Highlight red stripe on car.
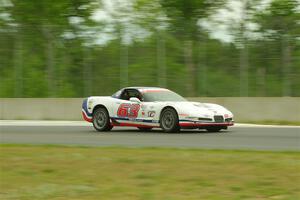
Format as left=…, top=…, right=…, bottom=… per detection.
left=82, top=111, right=92, bottom=123
left=179, top=122, right=234, bottom=127
left=112, top=122, right=159, bottom=128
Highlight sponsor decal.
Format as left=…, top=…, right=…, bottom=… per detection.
left=148, top=111, right=155, bottom=117
left=224, top=114, right=229, bottom=118
left=142, top=111, right=145, bottom=116
left=128, top=118, right=143, bottom=122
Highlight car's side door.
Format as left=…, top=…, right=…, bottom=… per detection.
left=111, top=89, right=141, bottom=123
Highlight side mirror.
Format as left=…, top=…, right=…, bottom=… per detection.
left=129, top=97, right=141, bottom=103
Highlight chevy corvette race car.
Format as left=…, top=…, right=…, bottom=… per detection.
left=82, top=87, right=234, bottom=132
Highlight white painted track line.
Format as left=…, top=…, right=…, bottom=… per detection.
left=0, top=120, right=299, bottom=128
left=0, top=120, right=92, bottom=126
left=234, top=123, right=300, bottom=128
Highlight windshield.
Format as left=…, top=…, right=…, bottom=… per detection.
left=111, top=89, right=122, bottom=98
left=142, top=90, right=187, bottom=102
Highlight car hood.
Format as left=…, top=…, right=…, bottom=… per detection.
left=163, top=101, right=233, bottom=118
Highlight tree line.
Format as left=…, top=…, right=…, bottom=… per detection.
left=0, top=0, right=299, bottom=97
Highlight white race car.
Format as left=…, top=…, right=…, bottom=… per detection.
left=82, top=87, right=234, bottom=132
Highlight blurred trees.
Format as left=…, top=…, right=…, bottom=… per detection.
left=0, top=0, right=299, bottom=97
left=159, top=0, right=222, bottom=96
left=1, top=0, right=95, bottom=97
left=256, top=0, right=300, bottom=96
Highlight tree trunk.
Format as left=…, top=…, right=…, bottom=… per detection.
left=83, top=48, right=92, bottom=96
left=281, top=35, right=292, bottom=96
left=14, top=30, right=23, bottom=97
left=60, top=43, right=70, bottom=96
left=42, top=26, right=55, bottom=97
left=184, top=40, right=196, bottom=97
left=198, top=38, right=207, bottom=96
left=157, top=32, right=166, bottom=87
left=239, top=42, right=249, bottom=96
left=256, top=67, right=266, bottom=96
left=239, top=0, right=249, bottom=97
left=120, top=44, right=129, bottom=88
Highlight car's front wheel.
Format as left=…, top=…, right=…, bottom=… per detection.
left=160, top=108, right=180, bottom=133
left=92, top=107, right=112, bottom=132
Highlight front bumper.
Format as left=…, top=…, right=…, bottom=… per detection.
left=179, top=121, right=234, bottom=127
left=179, top=116, right=234, bottom=128
left=82, top=98, right=92, bottom=122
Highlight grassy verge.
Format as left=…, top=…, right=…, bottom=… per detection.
left=239, top=120, right=300, bottom=126
left=0, top=144, right=299, bottom=200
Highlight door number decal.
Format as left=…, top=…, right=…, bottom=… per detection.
left=117, top=103, right=140, bottom=118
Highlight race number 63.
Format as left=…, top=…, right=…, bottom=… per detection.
left=117, top=103, right=140, bottom=118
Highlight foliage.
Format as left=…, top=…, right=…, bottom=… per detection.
left=0, top=0, right=299, bottom=97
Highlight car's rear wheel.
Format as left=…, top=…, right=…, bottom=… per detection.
left=138, top=127, right=152, bottom=131
left=160, top=108, right=180, bottom=133
left=92, top=107, right=112, bottom=132
left=206, top=127, right=222, bottom=133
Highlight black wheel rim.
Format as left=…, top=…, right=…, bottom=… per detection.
left=162, top=111, right=174, bottom=129
left=94, top=110, right=107, bottom=129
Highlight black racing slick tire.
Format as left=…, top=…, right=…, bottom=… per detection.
left=92, top=107, right=113, bottom=132
left=160, top=108, right=180, bottom=133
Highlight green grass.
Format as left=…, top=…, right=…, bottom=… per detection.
left=240, top=120, right=300, bottom=126
left=0, top=144, right=299, bottom=200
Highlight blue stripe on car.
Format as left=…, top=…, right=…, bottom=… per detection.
left=82, top=98, right=92, bottom=117
left=111, top=117, right=159, bottom=123
left=111, top=118, right=206, bottom=123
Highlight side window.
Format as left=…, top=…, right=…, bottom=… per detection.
left=136, top=91, right=144, bottom=101
left=119, top=89, right=143, bottom=101
left=120, top=90, right=130, bottom=100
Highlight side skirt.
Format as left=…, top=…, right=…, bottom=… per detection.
left=110, top=117, right=160, bottom=128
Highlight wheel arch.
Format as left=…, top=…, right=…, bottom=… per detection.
left=92, top=104, right=110, bottom=116
left=91, top=104, right=113, bottom=132
left=159, top=106, right=179, bottom=122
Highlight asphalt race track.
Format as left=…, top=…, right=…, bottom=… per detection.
left=0, top=121, right=299, bottom=151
